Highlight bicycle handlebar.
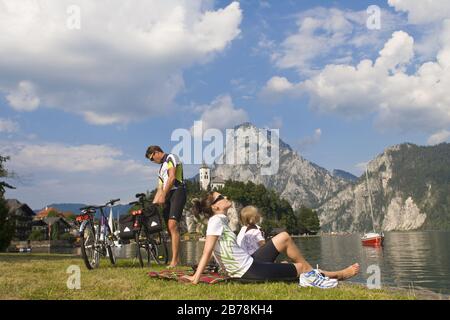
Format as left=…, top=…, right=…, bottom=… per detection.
left=80, top=198, right=120, bottom=211
left=80, top=205, right=97, bottom=211
left=108, top=198, right=120, bottom=206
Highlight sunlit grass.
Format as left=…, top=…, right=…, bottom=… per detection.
left=0, top=253, right=414, bottom=300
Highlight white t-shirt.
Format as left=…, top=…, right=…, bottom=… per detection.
left=237, top=225, right=265, bottom=256
left=206, top=214, right=253, bottom=278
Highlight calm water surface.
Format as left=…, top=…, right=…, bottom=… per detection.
left=178, top=231, right=450, bottom=294
left=64, top=231, right=449, bottom=294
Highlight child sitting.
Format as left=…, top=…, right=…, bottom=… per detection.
left=237, top=206, right=266, bottom=256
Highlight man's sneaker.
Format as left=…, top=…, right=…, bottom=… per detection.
left=299, top=269, right=338, bottom=289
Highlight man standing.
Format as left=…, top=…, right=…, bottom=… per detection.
left=146, top=145, right=186, bottom=268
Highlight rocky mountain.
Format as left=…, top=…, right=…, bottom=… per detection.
left=332, top=169, right=358, bottom=182
left=211, top=123, right=349, bottom=210
left=318, top=143, right=450, bottom=232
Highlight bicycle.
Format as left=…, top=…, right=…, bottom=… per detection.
left=76, top=198, right=120, bottom=270
left=126, top=193, right=169, bottom=267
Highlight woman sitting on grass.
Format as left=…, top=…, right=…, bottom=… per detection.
left=183, top=192, right=359, bottom=288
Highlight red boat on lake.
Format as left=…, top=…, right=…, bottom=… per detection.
left=361, top=168, right=384, bottom=247
left=361, top=232, right=384, bottom=247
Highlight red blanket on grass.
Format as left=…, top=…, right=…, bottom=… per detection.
left=148, top=269, right=231, bottom=284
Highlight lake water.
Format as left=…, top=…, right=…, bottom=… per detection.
left=67, top=231, right=450, bottom=295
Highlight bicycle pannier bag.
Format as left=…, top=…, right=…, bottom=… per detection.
left=143, top=205, right=163, bottom=234
left=118, top=214, right=135, bottom=239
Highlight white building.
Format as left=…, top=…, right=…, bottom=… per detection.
left=199, top=163, right=210, bottom=191
left=199, top=163, right=225, bottom=191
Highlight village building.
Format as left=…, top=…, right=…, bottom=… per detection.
left=6, top=199, right=35, bottom=241
left=199, top=163, right=225, bottom=191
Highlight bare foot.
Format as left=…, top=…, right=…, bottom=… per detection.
left=322, top=263, right=360, bottom=280
left=337, top=263, right=360, bottom=280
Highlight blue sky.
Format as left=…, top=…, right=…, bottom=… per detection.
left=1, top=0, right=449, bottom=209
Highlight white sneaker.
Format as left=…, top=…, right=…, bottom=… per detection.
left=299, top=269, right=338, bottom=289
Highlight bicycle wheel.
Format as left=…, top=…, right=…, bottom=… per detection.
left=80, top=222, right=99, bottom=270
left=149, top=232, right=169, bottom=265
left=105, top=225, right=116, bottom=265
left=135, top=226, right=150, bottom=268
left=106, top=241, right=116, bottom=265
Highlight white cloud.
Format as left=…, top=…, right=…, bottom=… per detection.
left=190, top=95, right=248, bottom=137
left=259, top=76, right=302, bottom=102
left=264, top=76, right=295, bottom=93
left=5, top=81, right=40, bottom=111
left=0, top=142, right=147, bottom=174
left=298, top=128, right=322, bottom=149
left=427, top=130, right=450, bottom=145
left=0, top=118, right=19, bottom=133
left=263, top=24, right=450, bottom=134
left=0, top=0, right=242, bottom=125
left=374, top=30, right=414, bottom=71
left=388, top=0, right=450, bottom=24
left=1, top=140, right=159, bottom=208
left=271, top=7, right=402, bottom=75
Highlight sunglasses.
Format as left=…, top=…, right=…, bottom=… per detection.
left=212, top=194, right=226, bottom=205
left=148, top=153, right=155, bottom=161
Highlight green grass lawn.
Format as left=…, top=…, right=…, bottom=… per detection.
left=0, top=253, right=415, bottom=300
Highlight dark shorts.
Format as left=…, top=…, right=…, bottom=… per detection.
left=241, top=239, right=298, bottom=281
left=251, top=239, right=279, bottom=263
left=241, top=261, right=298, bottom=281
left=163, top=186, right=186, bottom=222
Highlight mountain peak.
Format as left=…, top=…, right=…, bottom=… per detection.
left=232, top=122, right=293, bottom=152
left=233, top=122, right=256, bottom=130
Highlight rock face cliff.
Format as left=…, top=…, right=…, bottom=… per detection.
left=211, top=123, right=349, bottom=210
left=191, top=122, right=449, bottom=232
left=318, top=143, right=450, bottom=232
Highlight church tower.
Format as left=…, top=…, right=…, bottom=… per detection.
left=199, top=163, right=211, bottom=191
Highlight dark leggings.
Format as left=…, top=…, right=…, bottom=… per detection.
left=241, top=239, right=298, bottom=281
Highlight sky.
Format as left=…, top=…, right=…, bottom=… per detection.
left=1, top=0, right=450, bottom=209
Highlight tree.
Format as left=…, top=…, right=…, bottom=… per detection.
left=50, top=223, right=60, bottom=240
left=297, top=206, right=320, bottom=234
left=219, top=180, right=299, bottom=234
left=0, top=156, right=14, bottom=251
left=28, top=229, right=45, bottom=241
left=47, top=210, right=60, bottom=218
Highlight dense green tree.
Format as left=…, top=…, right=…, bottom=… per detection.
left=219, top=180, right=299, bottom=234
left=0, top=198, right=13, bottom=251
left=28, top=229, right=45, bottom=241
left=296, top=206, right=320, bottom=234
left=50, top=223, right=60, bottom=240
left=0, top=156, right=13, bottom=251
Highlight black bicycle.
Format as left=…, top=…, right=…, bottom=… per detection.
left=77, top=198, right=120, bottom=270
left=125, top=193, right=169, bottom=267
